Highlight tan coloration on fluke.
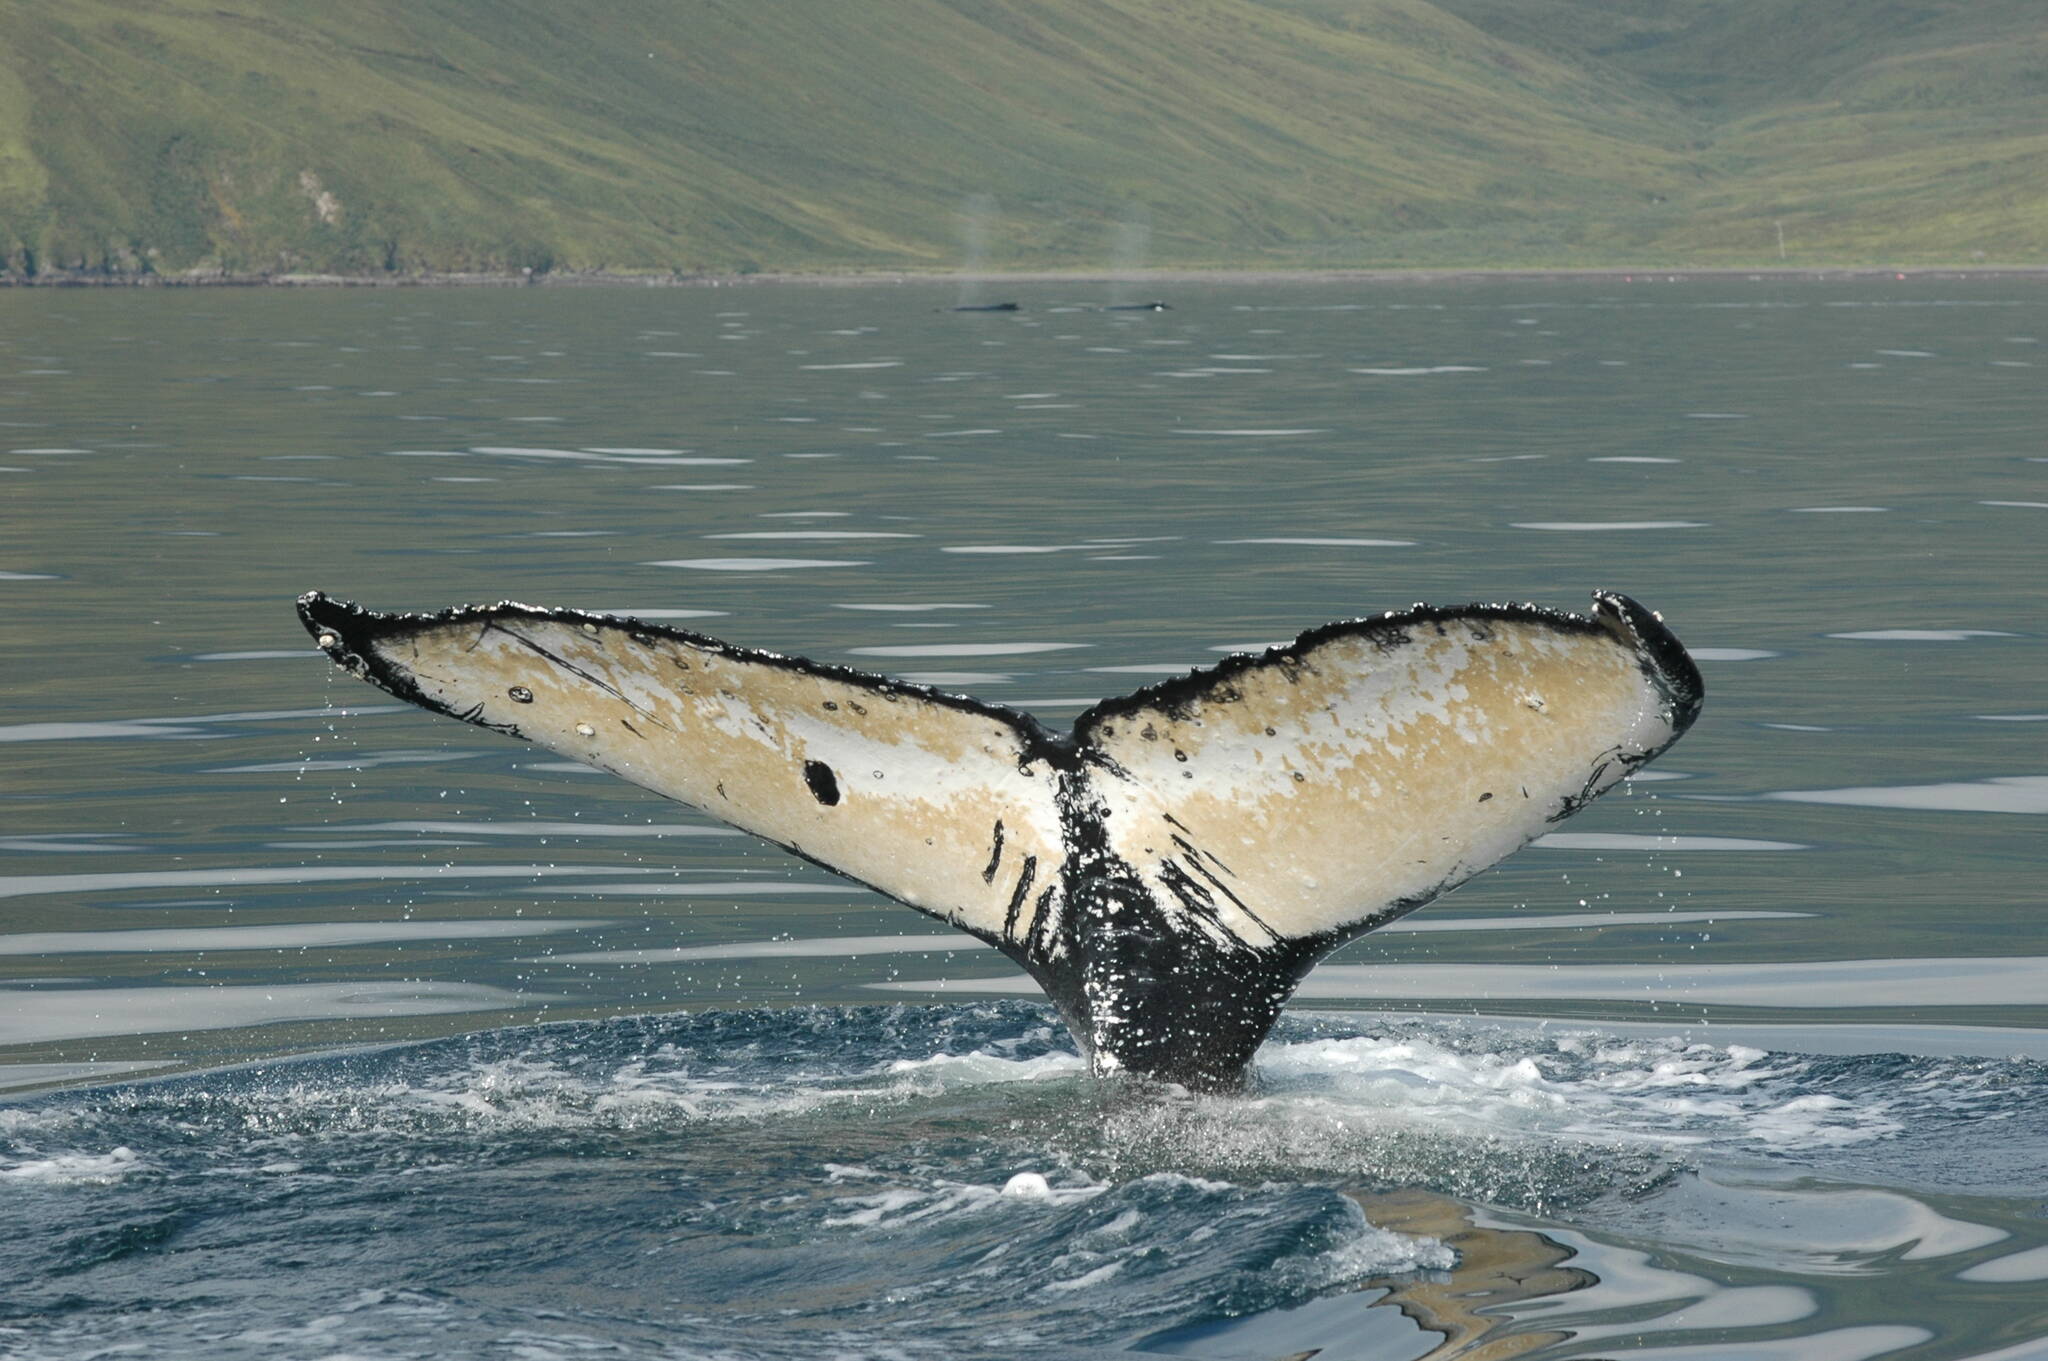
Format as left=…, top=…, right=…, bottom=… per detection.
left=319, top=605, right=1064, bottom=944
left=1080, top=610, right=1675, bottom=945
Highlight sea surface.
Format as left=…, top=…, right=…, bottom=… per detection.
left=2, top=279, right=2044, bottom=1359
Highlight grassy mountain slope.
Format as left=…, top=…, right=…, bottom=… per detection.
left=1432, top=0, right=2048, bottom=261
left=1, top=0, right=2042, bottom=276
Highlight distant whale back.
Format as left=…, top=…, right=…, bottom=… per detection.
left=298, top=591, right=1701, bottom=1087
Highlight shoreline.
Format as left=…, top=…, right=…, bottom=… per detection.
left=3, top=264, right=2046, bottom=290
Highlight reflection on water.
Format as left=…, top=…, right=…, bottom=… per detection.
left=3, top=1005, right=2043, bottom=1359
left=1, top=980, right=546, bottom=1044
left=1753, top=776, right=2048, bottom=814
left=3, top=279, right=2045, bottom=1358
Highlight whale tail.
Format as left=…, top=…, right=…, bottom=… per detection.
left=298, top=591, right=1701, bottom=1087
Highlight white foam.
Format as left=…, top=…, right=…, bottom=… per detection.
left=1282, top=1217, right=1454, bottom=1286
left=884, top=1048, right=1087, bottom=1087
left=392, top=1055, right=860, bottom=1130
left=0, top=1146, right=150, bottom=1185
left=821, top=1169, right=1104, bottom=1230
left=1002, top=1172, right=1053, bottom=1197
left=1258, top=1032, right=1902, bottom=1150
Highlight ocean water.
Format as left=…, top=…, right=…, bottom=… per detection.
left=3, top=279, right=2045, bottom=1358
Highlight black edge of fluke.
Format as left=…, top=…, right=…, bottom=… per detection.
left=1589, top=589, right=1705, bottom=738
left=297, top=589, right=446, bottom=718
left=297, top=590, right=364, bottom=667
left=1070, top=594, right=1704, bottom=740
left=295, top=591, right=1073, bottom=755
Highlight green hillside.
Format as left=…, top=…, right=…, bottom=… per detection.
left=1, top=0, right=2042, bottom=278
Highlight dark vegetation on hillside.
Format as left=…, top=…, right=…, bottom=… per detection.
left=2, top=0, right=2042, bottom=278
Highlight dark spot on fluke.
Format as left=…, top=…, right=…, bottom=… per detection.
left=803, top=760, right=841, bottom=806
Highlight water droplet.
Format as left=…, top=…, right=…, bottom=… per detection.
left=508, top=686, right=534, bottom=703
left=575, top=722, right=596, bottom=737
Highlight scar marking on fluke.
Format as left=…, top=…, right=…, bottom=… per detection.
left=982, top=820, right=1006, bottom=884
left=1001, top=855, right=1039, bottom=941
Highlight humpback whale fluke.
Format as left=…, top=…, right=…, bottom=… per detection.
left=296, top=591, right=1701, bottom=1088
